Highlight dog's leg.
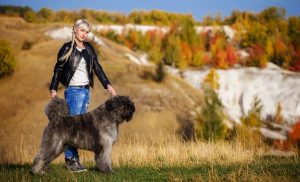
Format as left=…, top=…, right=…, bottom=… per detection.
left=43, top=142, right=65, bottom=168
left=32, top=154, right=46, bottom=175
left=32, top=138, right=65, bottom=174
left=94, top=142, right=113, bottom=173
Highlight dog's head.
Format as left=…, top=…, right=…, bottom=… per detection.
left=105, top=96, right=135, bottom=124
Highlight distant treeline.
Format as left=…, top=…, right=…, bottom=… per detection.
left=1, top=5, right=300, bottom=71
left=1, top=5, right=298, bottom=26
left=94, top=6, right=300, bottom=71
left=0, top=5, right=197, bottom=25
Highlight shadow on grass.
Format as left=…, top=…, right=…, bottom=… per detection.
left=0, top=156, right=299, bottom=181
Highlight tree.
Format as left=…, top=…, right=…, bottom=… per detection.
left=275, top=102, right=283, bottom=124
left=24, top=10, right=37, bottom=22
left=271, top=36, right=288, bottom=67
left=259, top=7, right=286, bottom=23
left=179, top=16, right=197, bottom=45
left=137, top=31, right=151, bottom=51
left=225, top=44, right=237, bottom=66
left=288, top=16, right=300, bottom=49
left=180, top=42, right=193, bottom=66
left=0, top=5, right=33, bottom=18
left=265, top=38, right=274, bottom=62
left=203, top=68, right=220, bottom=91
left=150, top=10, right=168, bottom=25
left=148, top=31, right=163, bottom=64
left=125, top=30, right=139, bottom=50
left=162, top=29, right=183, bottom=68
left=241, top=96, right=264, bottom=127
left=37, top=7, right=53, bottom=22
left=241, top=21, right=268, bottom=48
left=289, top=47, right=300, bottom=72
left=195, top=87, right=226, bottom=141
left=248, top=43, right=268, bottom=68
left=224, top=10, right=257, bottom=25
left=197, top=68, right=224, bottom=141
left=54, top=10, right=73, bottom=23
left=192, top=48, right=205, bottom=68
left=128, top=10, right=143, bottom=24
left=214, top=49, right=227, bottom=68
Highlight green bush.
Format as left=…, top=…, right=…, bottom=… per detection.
left=241, top=96, right=264, bottom=127
left=238, top=97, right=265, bottom=149
left=154, top=62, right=165, bottom=82
left=0, top=40, right=16, bottom=77
left=21, top=40, right=33, bottom=50
left=195, top=88, right=227, bottom=141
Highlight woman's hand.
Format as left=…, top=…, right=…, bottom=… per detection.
left=107, top=84, right=117, bottom=96
left=50, top=90, right=57, bottom=99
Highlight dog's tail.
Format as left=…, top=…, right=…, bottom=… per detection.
left=45, top=96, right=69, bottom=123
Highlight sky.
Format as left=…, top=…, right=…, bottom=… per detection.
left=1, top=0, right=300, bottom=21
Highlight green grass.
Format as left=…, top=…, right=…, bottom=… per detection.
left=1, top=156, right=300, bottom=182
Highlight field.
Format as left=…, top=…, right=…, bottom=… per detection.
left=1, top=157, right=299, bottom=181
left=0, top=16, right=299, bottom=181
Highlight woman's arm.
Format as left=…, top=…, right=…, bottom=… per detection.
left=88, top=43, right=117, bottom=96
left=49, top=43, right=69, bottom=98
left=107, top=84, right=116, bottom=96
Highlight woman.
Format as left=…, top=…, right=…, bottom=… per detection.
left=49, top=19, right=116, bottom=172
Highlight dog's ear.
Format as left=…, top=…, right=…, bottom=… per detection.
left=105, top=99, right=114, bottom=111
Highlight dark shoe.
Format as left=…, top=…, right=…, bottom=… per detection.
left=65, top=157, right=87, bottom=172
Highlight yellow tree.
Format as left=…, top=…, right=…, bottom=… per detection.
left=203, top=68, right=220, bottom=90
left=265, top=38, right=274, bottom=61
left=275, top=102, right=283, bottom=124
left=196, top=68, right=227, bottom=141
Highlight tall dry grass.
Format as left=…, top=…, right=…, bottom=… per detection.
left=0, top=109, right=262, bottom=167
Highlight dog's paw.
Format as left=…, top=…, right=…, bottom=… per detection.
left=30, top=169, right=48, bottom=176
left=98, top=166, right=113, bottom=174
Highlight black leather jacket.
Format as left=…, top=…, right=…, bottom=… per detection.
left=49, top=41, right=111, bottom=91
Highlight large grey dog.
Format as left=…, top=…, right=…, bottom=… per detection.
left=32, top=95, right=135, bottom=174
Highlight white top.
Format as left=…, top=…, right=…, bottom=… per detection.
left=69, top=47, right=89, bottom=86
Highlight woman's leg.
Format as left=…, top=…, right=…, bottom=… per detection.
left=80, top=88, right=90, bottom=114
left=64, top=87, right=90, bottom=159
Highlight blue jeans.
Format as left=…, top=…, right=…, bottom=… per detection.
left=64, top=86, right=90, bottom=158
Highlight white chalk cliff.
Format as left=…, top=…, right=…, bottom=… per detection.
left=181, top=63, right=300, bottom=125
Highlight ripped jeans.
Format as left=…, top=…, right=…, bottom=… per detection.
left=64, top=86, right=90, bottom=159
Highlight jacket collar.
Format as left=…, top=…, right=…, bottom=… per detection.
left=73, top=41, right=87, bottom=49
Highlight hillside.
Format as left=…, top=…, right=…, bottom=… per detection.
left=0, top=16, right=203, bottom=163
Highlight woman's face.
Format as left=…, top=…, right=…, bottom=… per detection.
left=74, top=26, right=89, bottom=42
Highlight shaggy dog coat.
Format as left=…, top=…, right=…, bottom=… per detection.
left=32, top=96, right=135, bottom=174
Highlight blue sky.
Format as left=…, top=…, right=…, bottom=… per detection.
left=1, top=0, right=300, bottom=21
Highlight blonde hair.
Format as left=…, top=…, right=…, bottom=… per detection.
left=59, top=19, right=91, bottom=61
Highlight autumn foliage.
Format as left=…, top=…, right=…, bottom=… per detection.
left=7, top=5, right=297, bottom=72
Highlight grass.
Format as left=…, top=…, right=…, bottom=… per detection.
left=1, top=156, right=299, bottom=181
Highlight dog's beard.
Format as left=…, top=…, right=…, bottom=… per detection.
left=125, top=113, right=133, bottom=121
left=127, top=104, right=135, bottom=121
left=121, top=108, right=134, bottom=122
